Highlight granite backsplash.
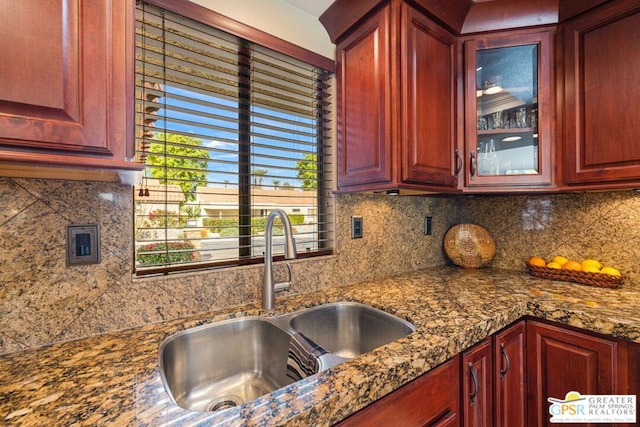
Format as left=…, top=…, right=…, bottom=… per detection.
left=1, top=177, right=638, bottom=354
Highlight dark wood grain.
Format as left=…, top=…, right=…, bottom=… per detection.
left=494, top=321, right=527, bottom=427
left=401, top=6, right=457, bottom=187
left=336, top=4, right=393, bottom=189
left=0, top=0, right=140, bottom=171
left=561, top=0, right=640, bottom=186
left=462, top=338, right=493, bottom=427
left=336, top=356, right=461, bottom=427
left=461, top=29, right=555, bottom=189
left=628, top=342, right=640, bottom=427
left=527, top=321, right=620, bottom=427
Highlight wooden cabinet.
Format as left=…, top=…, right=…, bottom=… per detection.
left=0, top=0, right=140, bottom=174
left=629, top=342, right=640, bottom=426
left=493, top=321, right=527, bottom=427
left=336, top=356, right=461, bottom=426
left=560, top=0, right=640, bottom=187
left=336, top=320, right=632, bottom=427
left=461, top=321, right=526, bottom=427
left=331, top=0, right=458, bottom=193
left=527, top=320, right=623, bottom=427
left=460, top=29, right=555, bottom=191
left=462, top=338, right=493, bottom=427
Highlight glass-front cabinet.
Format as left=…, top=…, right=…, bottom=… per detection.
left=463, top=31, right=554, bottom=188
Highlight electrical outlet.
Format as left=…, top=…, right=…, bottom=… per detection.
left=351, top=216, right=363, bottom=239
left=66, top=224, right=100, bottom=266
left=424, top=216, right=433, bottom=235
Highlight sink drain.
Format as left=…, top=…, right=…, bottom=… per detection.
left=206, top=396, right=242, bottom=412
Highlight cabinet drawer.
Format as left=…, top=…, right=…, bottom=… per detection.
left=337, top=356, right=461, bottom=427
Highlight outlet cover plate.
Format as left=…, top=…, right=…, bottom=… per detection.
left=66, top=224, right=100, bottom=266
left=351, top=216, right=363, bottom=239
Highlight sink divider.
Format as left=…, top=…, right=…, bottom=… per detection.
left=286, top=332, right=329, bottom=381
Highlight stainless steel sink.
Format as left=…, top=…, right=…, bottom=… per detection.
left=159, top=302, right=415, bottom=412
left=158, top=317, right=295, bottom=412
left=286, top=302, right=415, bottom=358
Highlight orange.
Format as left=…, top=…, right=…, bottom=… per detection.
left=528, top=256, right=546, bottom=267
left=561, top=260, right=582, bottom=271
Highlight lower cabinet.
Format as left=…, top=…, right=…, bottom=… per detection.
left=493, top=321, right=527, bottom=427
left=336, top=320, right=633, bottom=427
left=626, top=341, right=639, bottom=427
left=527, top=320, right=624, bottom=427
left=461, top=321, right=526, bottom=427
left=336, top=356, right=461, bottom=426
left=461, top=338, right=493, bottom=427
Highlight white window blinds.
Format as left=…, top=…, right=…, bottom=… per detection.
left=134, top=1, right=334, bottom=275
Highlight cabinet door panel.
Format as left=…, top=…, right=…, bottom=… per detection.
left=494, top=321, right=527, bottom=427
left=0, top=0, right=135, bottom=170
left=1, top=0, right=114, bottom=153
left=562, top=0, right=640, bottom=184
left=527, top=321, right=620, bottom=427
left=337, top=6, right=392, bottom=189
left=629, top=343, right=640, bottom=427
left=337, top=357, right=461, bottom=427
left=463, top=30, right=554, bottom=189
left=401, top=6, right=456, bottom=187
left=462, top=338, right=493, bottom=427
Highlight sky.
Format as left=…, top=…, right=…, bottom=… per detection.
left=146, top=85, right=318, bottom=189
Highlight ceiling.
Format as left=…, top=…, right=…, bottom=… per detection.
left=283, top=0, right=335, bottom=18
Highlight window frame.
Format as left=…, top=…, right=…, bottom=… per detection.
left=134, top=0, right=335, bottom=276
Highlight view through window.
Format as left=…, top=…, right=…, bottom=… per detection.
left=134, top=2, right=334, bottom=275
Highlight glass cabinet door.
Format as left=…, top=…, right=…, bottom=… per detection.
left=465, top=32, right=553, bottom=187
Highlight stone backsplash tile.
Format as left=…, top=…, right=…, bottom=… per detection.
left=0, top=178, right=449, bottom=354
left=454, top=191, right=640, bottom=284
left=1, top=175, right=638, bottom=354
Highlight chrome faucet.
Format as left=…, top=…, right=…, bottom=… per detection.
left=262, top=209, right=297, bottom=310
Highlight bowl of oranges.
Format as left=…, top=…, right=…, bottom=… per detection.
left=527, top=256, right=622, bottom=288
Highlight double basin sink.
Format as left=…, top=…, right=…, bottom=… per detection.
left=159, top=302, right=415, bottom=412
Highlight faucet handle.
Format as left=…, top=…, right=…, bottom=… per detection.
left=274, top=263, right=293, bottom=293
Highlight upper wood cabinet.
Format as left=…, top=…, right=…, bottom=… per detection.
left=0, top=0, right=140, bottom=174
left=329, top=0, right=458, bottom=193
left=560, top=0, right=640, bottom=187
left=460, top=29, right=555, bottom=191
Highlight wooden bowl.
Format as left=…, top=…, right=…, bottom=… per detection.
left=444, top=224, right=496, bottom=268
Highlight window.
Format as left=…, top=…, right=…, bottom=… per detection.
left=134, top=1, right=334, bottom=275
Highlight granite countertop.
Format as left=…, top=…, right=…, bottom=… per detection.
left=1, top=267, right=639, bottom=426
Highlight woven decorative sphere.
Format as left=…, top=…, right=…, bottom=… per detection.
left=444, top=224, right=496, bottom=268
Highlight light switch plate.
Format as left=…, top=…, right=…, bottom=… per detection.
left=424, top=215, right=433, bottom=235
left=66, top=224, right=100, bottom=266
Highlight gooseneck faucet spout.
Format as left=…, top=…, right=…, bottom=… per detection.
left=262, top=209, right=297, bottom=310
